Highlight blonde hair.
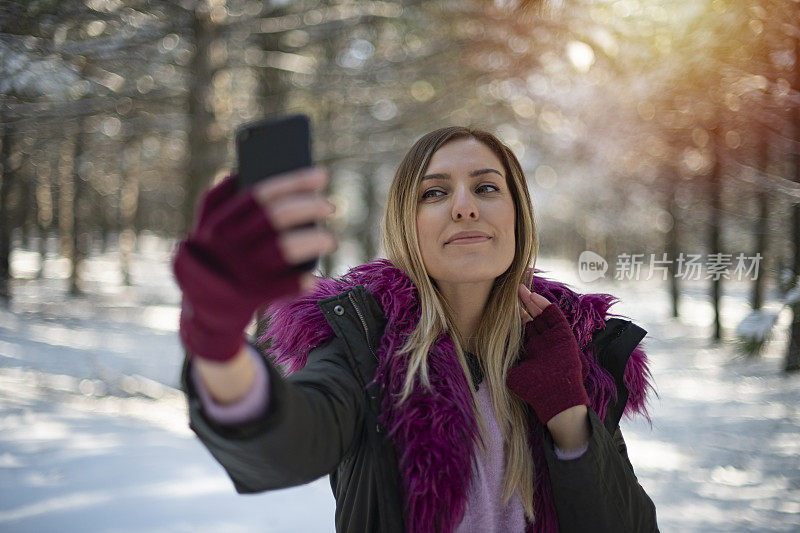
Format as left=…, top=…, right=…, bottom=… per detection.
left=381, top=126, right=539, bottom=522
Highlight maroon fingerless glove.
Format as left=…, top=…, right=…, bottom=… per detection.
left=506, top=303, right=590, bottom=425
left=172, top=175, right=303, bottom=362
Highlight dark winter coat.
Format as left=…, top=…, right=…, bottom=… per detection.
left=181, top=259, right=659, bottom=532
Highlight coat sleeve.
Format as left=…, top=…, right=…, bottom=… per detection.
left=180, top=336, right=367, bottom=493
left=542, top=406, right=659, bottom=532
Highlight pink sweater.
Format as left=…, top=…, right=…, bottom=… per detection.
left=190, top=345, right=588, bottom=530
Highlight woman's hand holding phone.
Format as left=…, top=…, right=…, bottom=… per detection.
left=172, top=166, right=337, bottom=364
left=252, top=166, right=337, bottom=269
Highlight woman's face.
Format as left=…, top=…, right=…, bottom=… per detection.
left=415, top=137, right=517, bottom=286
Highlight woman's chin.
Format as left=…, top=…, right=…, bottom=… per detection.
left=430, top=258, right=510, bottom=283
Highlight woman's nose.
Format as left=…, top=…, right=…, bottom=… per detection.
left=451, top=186, right=478, bottom=220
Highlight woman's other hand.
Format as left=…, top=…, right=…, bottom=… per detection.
left=172, top=166, right=337, bottom=363
left=517, top=283, right=551, bottom=324
left=508, top=284, right=590, bottom=425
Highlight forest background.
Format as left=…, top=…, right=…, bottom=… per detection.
left=1, top=0, right=800, bottom=531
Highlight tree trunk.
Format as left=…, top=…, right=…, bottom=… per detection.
left=0, top=104, right=14, bottom=304
left=316, top=31, right=343, bottom=278
left=69, top=115, right=88, bottom=296
left=356, top=162, right=379, bottom=262
left=708, top=126, right=723, bottom=342
left=665, top=167, right=680, bottom=319
left=100, top=188, right=113, bottom=254
left=19, top=176, right=33, bottom=250
left=256, top=6, right=288, bottom=118
left=118, top=124, right=139, bottom=286
left=785, top=32, right=800, bottom=373
left=788, top=191, right=800, bottom=371
left=751, top=135, right=769, bottom=311
left=34, top=159, right=54, bottom=279
left=181, top=4, right=222, bottom=237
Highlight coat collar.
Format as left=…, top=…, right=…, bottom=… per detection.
left=259, top=258, right=653, bottom=532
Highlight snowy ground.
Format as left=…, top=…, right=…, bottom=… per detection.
left=1, top=234, right=798, bottom=532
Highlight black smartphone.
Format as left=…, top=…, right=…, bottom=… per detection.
left=235, top=114, right=318, bottom=272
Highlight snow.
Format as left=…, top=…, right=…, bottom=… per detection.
left=735, top=309, right=780, bottom=343
left=784, top=283, right=800, bottom=307
left=733, top=271, right=798, bottom=352
left=1, top=240, right=799, bottom=532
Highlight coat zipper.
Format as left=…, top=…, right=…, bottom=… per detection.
left=348, top=291, right=379, bottom=363
left=347, top=291, right=384, bottom=435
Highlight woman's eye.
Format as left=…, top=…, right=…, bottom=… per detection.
left=421, top=189, right=444, bottom=199
left=421, top=184, right=499, bottom=199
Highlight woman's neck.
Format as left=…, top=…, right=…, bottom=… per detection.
left=436, top=278, right=493, bottom=352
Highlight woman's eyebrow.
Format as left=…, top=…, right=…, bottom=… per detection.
left=421, top=168, right=503, bottom=181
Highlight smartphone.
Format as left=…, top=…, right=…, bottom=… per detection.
left=235, top=114, right=318, bottom=272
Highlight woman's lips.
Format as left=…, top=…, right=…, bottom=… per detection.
left=446, top=236, right=491, bottom=245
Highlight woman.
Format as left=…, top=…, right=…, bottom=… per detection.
left=173, top=126, right=659, bottom=532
